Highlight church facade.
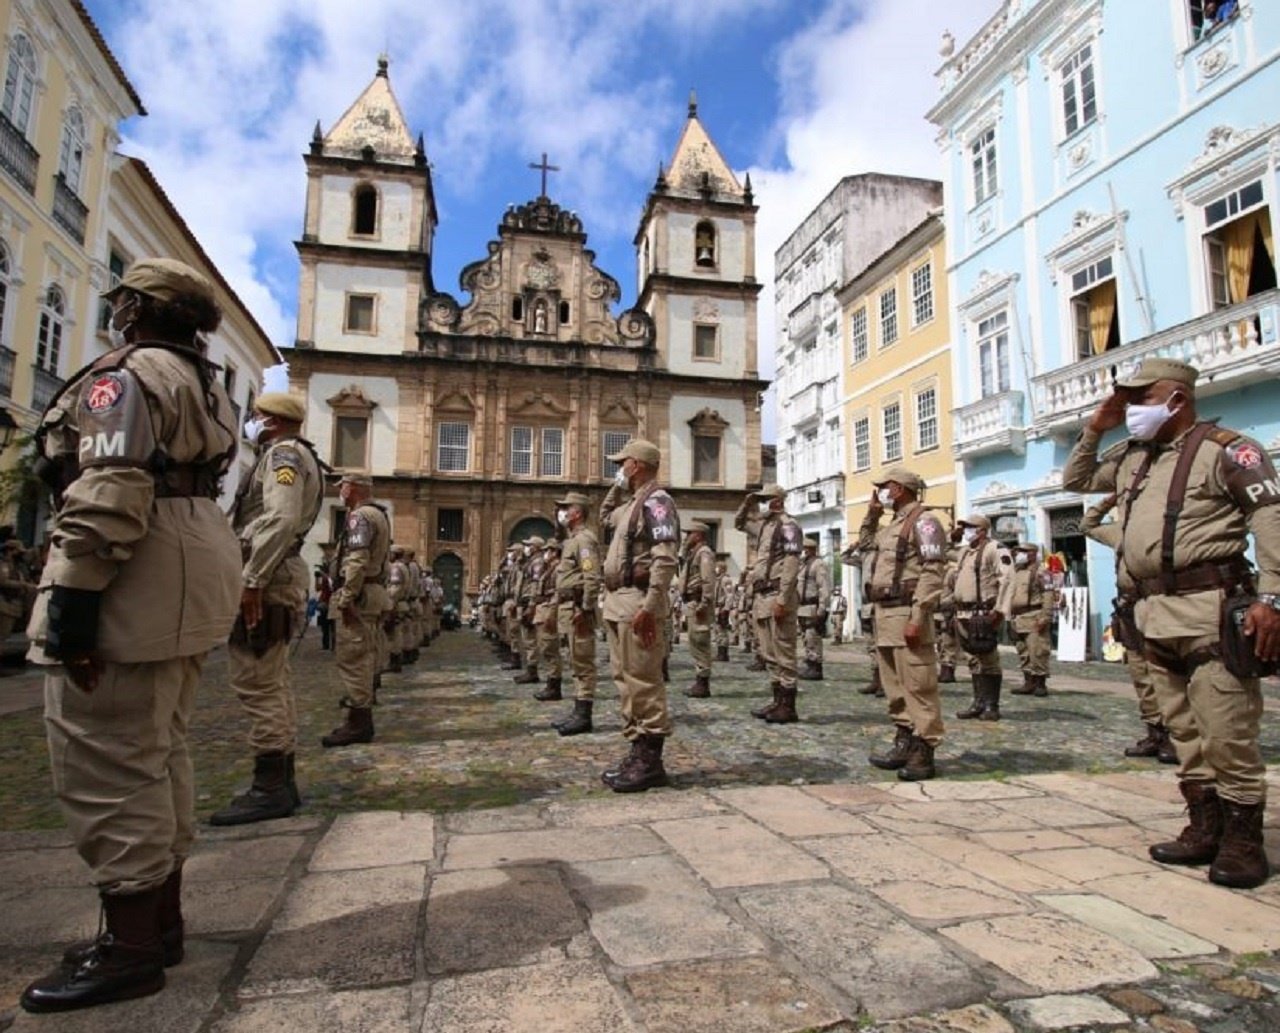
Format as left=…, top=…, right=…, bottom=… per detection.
left=284, top=64, right=765, bottom=607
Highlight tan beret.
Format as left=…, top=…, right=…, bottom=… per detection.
left=607, top=438, right=661, bottom=465
left=1115, top=357, right=1198, bottom=390
left=255, top=392, right=305, bottom=423
left=872, top=466, right=925, bottom=494
left=104, top=257, right=217, bottom=309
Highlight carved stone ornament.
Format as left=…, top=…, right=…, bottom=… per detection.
left=525, top=249, right=559, bottom=290
left=1198, top=45, right=1230, bottom=79
left=435, top=388, right=476, bottom=413
left=978, top=479, right=1016, bottom=499
left=1068, top=141, right=1091, bottom=169
left=616, top=308, right=655, bottom=344
left=326, top=384, right=377, bottom=412
left=688, top=406, right=730, bottom=432
left=692, top=297, right=720, bottom=322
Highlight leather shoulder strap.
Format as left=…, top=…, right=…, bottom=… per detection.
left=890, top=504, right=925, bottom=598
left=1160, top=421, right=1217, bottom=592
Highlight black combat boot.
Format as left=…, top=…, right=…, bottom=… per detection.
left=1157, top=725, right=1178, bottom=764
left=746, top=654, right=766, bottom=671
left=500, top=649, right=522, bottom=670
left=513, top=665, right=540, bottom=684
left=798, top=661, right=824, bottom=681
left=859, top=665, right=883, bottom=695
left=1210, top=800, right=1271, bottom=889
left=662, top=657, right=670, bottom=681
left=979, top=673, right=1001, bottom=721
left=752, top=682, right=782, bottom=719
left=606, top=734, right=669, bottom=793
left=956, top=676, right=987, bottom=719
left=386, top=652, right=403, bottom=673
left=897, top=735, right=937, bottom=781
left=555, top=700, right=594, bottom=736
left=601, top=739, right=643, bottom=784
left=715, top=644, right=730, bottom=662
left=23, top=888, right=166, bottom=1013
left=209, top=752, right=296, bottom=826
left=869, top=725, right=913, bottom=770
left=285, top=753, right=302, bottom=809
left=938, top=663, right=956, bottom=683
left=1124, top=723, right=1163, bottom=758
left=534, top=676, right=562, bottom=701
left=321, top=704, right=375, bottom=748
left=1032, top=674, right=1048, bottom=697
left=764, top=686, right=799, bottom=724
left=1150, top=781, right=1223, bottom=865
left=63, top=867, right=184, bottom=972
left=684, top=674, right=711, bottom=698
left=1011, top=673, right=1035, bottom=695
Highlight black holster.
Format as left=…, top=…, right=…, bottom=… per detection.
left=231, top=604, right=293, bottom=658
left=1111, top=597, right=1144, bottom=653
left=1221, top=591, right=1280, bottom=679
left=963, top=613, right=999, bottom=654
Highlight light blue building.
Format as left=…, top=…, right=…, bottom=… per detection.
left=929, top=0, right=1280, bottom=656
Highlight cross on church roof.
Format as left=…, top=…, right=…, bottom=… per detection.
left=528, top=152, right=560, bottom=198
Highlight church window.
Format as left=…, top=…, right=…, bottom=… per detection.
left=333, top=415, right=369, bottom=468
left=512, top=296, right=524, bottom=321
left=345, top=293, right=376, bottom=333
left=692, top=434, right=721, bottom=485
left=695, top=221, right=717, bottom=268
left=559, top=300, right=570, bottom=325
left=437, top=421, right=471, bottom=472
left=2, top=34, right=37, bottom=138
left=352, top=183, right=379, bottom=236
left=542, top=427, right=564, bottom=477
left=437, top=508, right=464, bottom=542
left=693, top=323, right=718, bottom=361
left=602, top=430, right=631, bottom=480
left=510, top=425, right=565, bottom=478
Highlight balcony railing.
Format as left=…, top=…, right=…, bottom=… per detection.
left=0, top=347, right=14, bottom=398
left=953, top=390, right=1026, bottom=460
left=52, top=174, right=89, bottom=244
left=31, top=365, right=63, bottom=413
left=1032, top=289, right=1280, bottom=436
left=0, top=113, right=38, bottom=194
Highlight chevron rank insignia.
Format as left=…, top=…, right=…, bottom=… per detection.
left=275, top=467, right=297, bottom=486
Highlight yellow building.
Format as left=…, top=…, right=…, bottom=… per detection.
left=838, top=211, right=955, bottom=580
left=0, top=0, right=143, bottom=537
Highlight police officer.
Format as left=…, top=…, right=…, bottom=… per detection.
left=599, top=439, right=679, bottom=792
left=936, top=525, right=964, bottom=683
left=1002, top=544, right=1055, bottom=697
left=797, top=536, right=832, bottom=680
left=513, top=537, right=544, bottom=685
left=1064, top=356, right=1280, bottom=889
left=678, top=520, right=716, bottom=697
left=859, top=467, right=947, bottom=781
left=735, top=485, right=803, bottom=722
left=386, top=545, right=410, bottom=672
left=950, top=514, right=1010, bottom=721
left=842, top=544, right=884, bottom=697
left=550, top=492, right=601, bottom=735
left=0, top=538, right=35, bottom=646
left=21, top=258, right=241, bottom=1012
left=211, top=391, right=323, bottom=826
left=322, top=473, right=392, bottom=748
left=499, top=544, right=524, bottom=669
left=712, top=557, right=734, bottom=662
left=830, top=585, right=848, bottom=644
left=533, top=539, right=564, bottom=700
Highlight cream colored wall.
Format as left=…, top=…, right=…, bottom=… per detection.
left=318, top=174, right=416, bottom=251
left=666, top=393, right=747, bottom=490
left=666, top=211, right=748, bottom=281
left=306, top=371, right=401, bottom=473
left=662, top=294, right=748, bottom=378
left=314, top=260, right=407, bottom=353
left=842, top=229, right=956, bottom=538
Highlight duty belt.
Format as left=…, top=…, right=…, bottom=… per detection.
left=867, top=579, right=917, bottom=604
left=754, top=578, right=781, bottom=594
left=153, top=462, right=220, bottom=499
left=1134, top=557, right=1251, bottom=599
left=1011, top=605, right=1041, bottom=615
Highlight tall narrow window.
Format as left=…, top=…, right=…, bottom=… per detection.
left=879, top=287, right=898, bottom=346
left=971, top=126, right=998, bottom=204
left=850, top=306, right=868, bottom=363
left=541, top=427, right=564, bottom=477
left=693, top=323, right=718, bottom=360
left=1, top=34, right=37, bottom=136
left=99, top=248, right=127, bottom=331
left=437, top=422, right=471, bottom=472
left=977, top=310, right=1011, bottom=397
left=1070, top=257, right=1119, bottom=359
left=694, top=221, right=716, bottom=268
left=1061, top=44, right=1097, bottom=137
left=852, top=416, right=871, bottom=471
left=510, top=426, right=533, bottom=476
left=915, top=387, right=939, bottom=452
left=558, top=300, right=570, bottom=325
left=437, top=508, right=465, bottom=542
left=37, top=284, right=65, bottom=372
left=911, top=262, right=934, bottom=326
left=693, top=434, right=721, bottom=484
left=58, top=107, right=86, bottom=194
left=512, top=296, right=524, bottom=321
left=352, top=183, right=378, bottom=235
left=883, top=402, right=902, bottom=462
left=333, top=415, right=369, bottom=468
left=0, top=241, right=11, bottom=397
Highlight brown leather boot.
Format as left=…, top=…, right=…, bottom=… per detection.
left=765, top=686, right=799, bottom=723
left=715, top=645, right=730, bottom=662
left=956, top=676, right=987, bottom=719
left=601, top=739, right=642, bottom=784
left=534, top=676, right=562, bottom=701
left=859, top=665, right=882, bottom=694
left=684, top=674, right=711, bottom=698
left=938, top=663, right=956, bottom=683
left=1011, top=673, right=1035, bottom=695
left=606, top=734, right=669, bottom=793
left=23, top=888, right=166, bottom=1013
left=898, top=735, right=936, bottom=781
left=209, top=752, right=296, bottom=826
left=513, top=666, right=540, bottom=684
left=1032, top=674, right=1048, bottom=697
left=1124, top=724, right=1163, bottom=758
left=1150, top=781, right=1223, bottom=865
left=554, top=700, right=593, bottom=736
left=321, top=705, right=375, bottom=748
left=869, top=725, right=913, bottom=770
left=63, top=867, right=183, bottom=971
left=752, top=682, right=781, bottom=719
left=1209, top=800, right=1271, bottom=889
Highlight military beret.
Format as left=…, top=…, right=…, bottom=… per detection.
left=103, top=257, right=218, bottom=309
left=555, top=491, right=591, bottom=508
left=255, top=392, right=306, bottom=423
left=390, top=544, right=405, bottom=556
left=803, top=535, right=819, bottom=547
left=336, top=472, right=373, bottom=488
left=957, top=513, right=991, bottom=531
left=872, top=466, right=925, bottom=494
left=755, top=484, right=786, bottom=499
left=686, top=520, right=711, bottom=533
left=525, top=536, right=546, bottom=548
left=1115, top=357, right=1198, bottom=389
left=607, top=438, right=661, bottom=465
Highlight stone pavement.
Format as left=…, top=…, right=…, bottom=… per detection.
left=2, top=770, right=1279, bottom=1031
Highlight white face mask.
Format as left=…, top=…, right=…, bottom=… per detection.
left=759, top=500, right=773, bottom=515
left=243, top=417, right=267, bottom=445
left=523, top=546, right=531, bottom=558
left=962, top=528, right=979, bottom=546
left=556, top=508, right=569, bottom=527
left=1015, top=554, right=1029, bottom=567
left=876, top=487, right=893, bottom=506
left=614, top=467, right=629, bottom=488
left=108, top=295, right=139, bottom=349
left=1125, top=398, right=1177, bottom=441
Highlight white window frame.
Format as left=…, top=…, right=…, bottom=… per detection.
left=510, top=424, right=566, bottom=478
left=914, top=385, right=939, bottom=453
left=851, top=413, right=871, bottom=472
left=602, top=429, right=631, bottom=480
left=541, top=426, right=564, bottom=477
left=976, top=310, right=1012, bottom=399
left=1059, top=43, right=1098, bottom=139
left=437, top=421, right=471, bottom=473
left=58, top=106, right=86, bottom=195
left=910, top=261, right=934, bottom=328
left=36, top=283, right=65, bottom=373
left=882, top=400, right=902, bottom=463
left=878, top=287, right=898, bottom=347
left=1, top=33, right=37, bottom=137
left=850, top=306, right=868, bottom=364
left=971, top=125, right=998, bottom=206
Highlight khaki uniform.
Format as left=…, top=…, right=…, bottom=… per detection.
left=858, top=502, right=947, bottom=744
left=387, top=555, right=410, bottom=660
left=1065, top=423, right=1280, bottom=804
left=406, top=559, right=424, bottom=649
left=331, top=503, right=392, bottom=709
left=999, top=559, right=1054, bottom=678
left=0, top=550, right=33, bottom=643
left=557, top=524, right=601, bottom=700
left=515, top=553, right=538, bottom=669
left=31, top=343, right=241, bottom=893
left=229, top=436, right=323, bottom=753
left=534, top=549, right=563, bottom=681
left=600, top=481, right=679, bottom=739
left=678, top=542, right=716, bottom=677
left=947, top=539, right=1009, bottom=677
left=935, top=546, right=961, bottom=669
left=830, top=590, right=848, bottom=643
left=713, top=571, right=735, bottom=653
left=735, top=500, right=802, bottom=689
left=797, top=553, right=833, bottom=665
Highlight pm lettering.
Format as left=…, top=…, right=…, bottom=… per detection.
left=1245, top=479, right=1280, bottom=503
left=80, top=431, right=126, bottom=460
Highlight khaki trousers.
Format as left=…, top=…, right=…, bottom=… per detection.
left=336, top=612, right=381, bottom=708
left=520, top=620, right=538, bottom=669
left=1126, top=648, right=1161, bottom=724
left=801, top=619, right=824, bottom=664
left=1147, top=634, right=1266, bottom=804
left=559, top=604, right=598, bottom=700
left=537, top=615, right=562, bottom=678
left=755, top=602, right=798, bottom=689
left=832, top=613, right=845, bottom=644
left=44, top=655, right=203, bottom=893
left=687, top=604, right=712, bottom=676
left=228, top=636, right=297, bottom=753
left=936, top=618, right=959, bottom=666
left=1012, top=626, right=1050, bottom=677
left=605, top=617, right=672, bottom=739
left=713, top=617, right=730, bottom=651
left=876, top=643, right=944, bottom=746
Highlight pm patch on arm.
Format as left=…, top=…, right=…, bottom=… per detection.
left=345, top=512, right=373, bottom=549
left=781, top=522, right=803, bottom=555
left=1220, top=437, right=1280, bottom=514
left=77, top=370, right=157, bottom=469
left=916, top=515, right=947, bottom=561
left=643, top=492, right=680, bottom=542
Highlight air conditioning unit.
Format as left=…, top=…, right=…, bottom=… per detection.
left=807, top=489, right=823, bottom=504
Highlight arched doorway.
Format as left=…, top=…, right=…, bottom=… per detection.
left=508, top=515, right=555, bottom=545
left=433, top=552, right=464, bottom=610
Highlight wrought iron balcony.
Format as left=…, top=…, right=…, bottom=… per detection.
left=0, top=347, right=14, bottom=398
left=31, top=365, right=63, bottom=413
left=1032, top=288, right=1280, bottom=437
left=0, top=113, right=38, bottom=194
left=953, top=390, right=1026, bottom=460
left=52, top=174, right=89, bottom=244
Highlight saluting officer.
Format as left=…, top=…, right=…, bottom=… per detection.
left=735, top=484, right=803, bottom=722
left=797, top=535, right=833, bottom=681
left=1002, top=544, right=1055, bottom=698
left=859, top=467, right=947, bottom=781
left=211, top=391, right=323, bottom=826
left=551, top=492, right=601, bottom=735
left=950, top=514, right=1011, bottom=721
left=1064, top=357, right=1280, bottom=889
left=598, top=439, right=680, bottom=792
left=322, top=473, right=392, bottom=748
left=677, top=521, right=716, bottom=697
left=21, top=258, right=241, bottom=1013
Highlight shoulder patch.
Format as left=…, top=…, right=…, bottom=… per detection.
left=643, top=492, right=680, bottom=542
left=345, top=512, right=372, bottom=549
left=916, top=516, right=946, bottom=561
left=84, top=373, right=126, bottom=413
left=275, top=467, right=297, bottom=486
left=1225, top=440, right=1264, bottom=469
left=270, top=446, right=301, bottom=471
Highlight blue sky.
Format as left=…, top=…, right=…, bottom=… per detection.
left=81, top=0, right=993, bottom=422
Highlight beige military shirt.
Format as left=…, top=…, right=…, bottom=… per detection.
left=600, top=481, right=679, bottom=622
left=736, top=499, right=802, bottom=616
left=857, top=501, right=946, bottom=644
left=950, top=539, right=1009, bottom=610
left=331, top=502, right=392, bottom=616
left=1064, top=423, right=1280, bottom=638
left=556, top=524, right=601, bottom=617
left=797, top=554, right=832, bottom=618
left=678, top=543, right=716, bottom=608
left=387, top=558, right=410, bottom=611
left=999, top=563, right=1055, bottom=632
